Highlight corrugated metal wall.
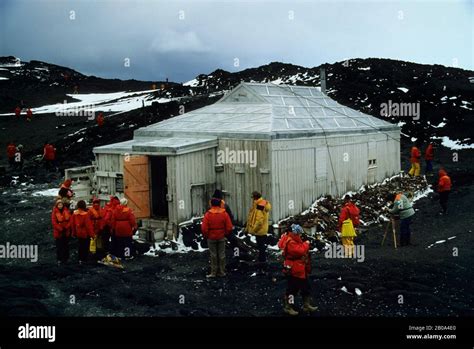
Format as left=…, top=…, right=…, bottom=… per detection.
left=271, top=130, right=400, bottom=222
left=95, top=153, right=124, bottom=201
left=167, top=148, right=216, bottom=225
left=215, top=139, right=271, bottom=225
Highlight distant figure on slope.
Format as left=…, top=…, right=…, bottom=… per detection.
left=278, top=224, right=317, bottom=316
left=201, top=198, right=233, bottom=278
left=112, top=198, right=137, bottom=260
left=26, top=108, right=33, bottom=122
left=408, top=142, right=421, bottom=177
left=246, top=191, right=272, bottom=272
left=338, top=195, right=360, bottom=257
left=71, top=200, right=94, bottom=264
left=14, top=106, right=21, bottom=118
left=6, top=142, right=16, bottom=168
left=42, top=142, right=57, bottom=170
left=52, top=199, right=71, bottom=265
left=387, top=192, right=415, bottom=247
left=96, top=112, right=104, bottom=127
left=424, top=142, right=434, bottom=175
left=437, top=169, right=452, bottom=216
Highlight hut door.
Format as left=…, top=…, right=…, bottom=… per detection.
left=150, top=156, right=169, bottom=218
left=124, top=155, right=150, bottom=218
left=191, top=184, right=206, bottom=217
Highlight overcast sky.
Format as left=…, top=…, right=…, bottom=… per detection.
left=0, top=0, right=472, bottom=82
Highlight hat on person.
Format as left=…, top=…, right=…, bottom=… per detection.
left=291, top=224, right=304, bottom=234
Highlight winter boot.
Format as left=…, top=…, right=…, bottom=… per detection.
left=302, top=297, right=317, bottom=313
left=283, top=297, right=299, bottom=316
left=206, top=257, right=218, bottom=278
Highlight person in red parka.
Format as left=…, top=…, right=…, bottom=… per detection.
left=338, top=195, right=360, bottom=257
left=201, top=198, right=233, bottom=278
left=51, top=199, right=71, bottom=265
left=6, top=142, right=16, bottom=167
left=425, top=143, right=434, bottom=174
left=26, top=108, right=33, bottom=122
left=58, top=179, right=74, bottom=208
left=43, top=142, right=57, bottom=170
left=14, top=106, right=21, bottom=118
left=278, top=224, right=317, bottom=316
left=112, top=198, right=137, bottom=259
left=88, top=198, right=106, bottom=257
left=437, top=169, right=452, bottom=215
left=71, top=200, right=94, bottom=264
left=104, top=196, right=120, bottom=253
left=96, top=112, right=104, bottom=127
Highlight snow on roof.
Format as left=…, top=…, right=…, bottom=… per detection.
left=134, top=82, right=397, bottom=139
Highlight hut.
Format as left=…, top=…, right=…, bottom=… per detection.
left=91, top=82, right=400, bottom=237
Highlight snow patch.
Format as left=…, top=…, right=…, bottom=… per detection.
left=397, top=87, right=409, bottom=93
left=32, top=188, right=58, bottom=197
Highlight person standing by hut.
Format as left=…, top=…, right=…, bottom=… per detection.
left=112, top=198, right=137, bottom=260
left=408, top=142, right=421, bottom=177
left=437, top=169, right=452, bottom=215
left=104, top=196, right=120, bottom=254
left=246, top=191, right=272, bottom=271
left=58, top=179, right=74, bottom=208
left=387, top=192, right=415, bottom=247
left=26, top=108, right=33, bottom=122
left=278, top=224, right=317, bottom=316
left=201, top=198, right=233, bottom=278
left=71, top=200, right=94, bottom=264
left=88, top=198, right=106, bottom=258
left=51, top=199, right=71, bottom=265
left=338, top=195, right=360, bottom=257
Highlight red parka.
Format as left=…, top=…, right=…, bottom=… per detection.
left=425, top=143, right=434, bottom=161
left=104, top=196, right=120, bottom=230
left=15, top=107, right=21, bottom=117
left=438, top=169, right=452, bottom=192
left=88, top=204, right=105, bottom=236
left=51, top=204, right=71, bottom=239
left=201, top=207, right=233, bottom=240
left=71, top=209, right=94, bottom=239
left=338, top=202, right=360, bottom=230
left=113, top=205, right=137, bottom=237
left=410, top=146, right=421, bottom=164
left=43, top=144, right=56, bottom=161
left=278, top=232, right=311, bottom=279
left=7, top=143, right=16, bottom=159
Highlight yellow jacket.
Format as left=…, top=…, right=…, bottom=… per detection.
left=246, top=197, right=271, bottom=236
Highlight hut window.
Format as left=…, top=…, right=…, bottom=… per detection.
left=368, top=159, right=377, bottom=167
left=115, top=174, right=124, bottom=193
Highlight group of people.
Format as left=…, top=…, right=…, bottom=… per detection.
left=14, top=106, right=34, bottom=122
left=408, top=142, right=434, bottom=177
left=5, top=142, right=58, bottom=172
left=52, top=179, right=137, bottom=265
left=409, top=142, right=452, bottom=215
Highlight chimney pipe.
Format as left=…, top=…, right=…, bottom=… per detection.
left=320, top=67, right=326, bottom=94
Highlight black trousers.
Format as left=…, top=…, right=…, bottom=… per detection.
left=77, top=238, right=90, bottom=262
left=439, top=191, right=450, bottom=214
left=55, top=236, right=69, bottom=263
left=256, top=235, right=267, bottom=263
left=400, top=216, right=412, bottom=246
left=286, top=276, right=311, bottom=298
left=114, top=236, right=133, bottom=259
